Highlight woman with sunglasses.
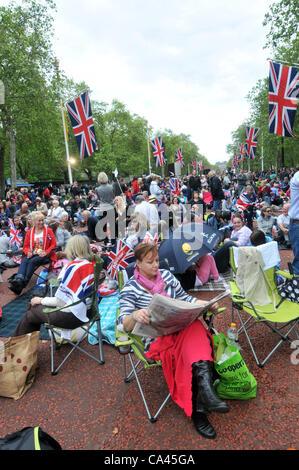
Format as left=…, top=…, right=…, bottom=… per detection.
left=257, top=206, right=278, bottom=238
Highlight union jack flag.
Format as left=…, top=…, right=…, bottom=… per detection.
left=143, top=231, right=160, bottom=245
left=56, top=259, right=95, bottom=319
left=191, top=159, right=196, bottom=170
left=238, top=143, right=245, bottom=162
left=169, top=177, right=180, bottom=195
left=245, top=126, right=259, bottom=160
left=269, top=61, right=299, bottom=137
left=65, top=90, right=98, bottom=160
left=102, top=239, right=135, bottom=280
left=198, top=160, right=203, bottom=170
left=150, top=136, right=166, bottom=167
left=8, top=219, right=23, bottom=248
left=175, top=147, right=184, bottom=168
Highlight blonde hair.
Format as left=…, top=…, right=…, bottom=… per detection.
left=65, top=235, right=94, bottom=261
left=31, top=211, right=44, bottom=223
left=97, top=172, right=108, bottom=184
left=114, top=195, right=126, bottom=214
left=131, top=212, right=149, bottom=231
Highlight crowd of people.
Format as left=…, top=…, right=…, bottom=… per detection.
left=1, top=164, right=298, bottom=440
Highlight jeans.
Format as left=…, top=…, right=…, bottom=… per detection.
left=213, top=199, right=221, bottom=211
left=289, top=222, right=299, bottom=274
left=16, top=254, right=49, bottom=285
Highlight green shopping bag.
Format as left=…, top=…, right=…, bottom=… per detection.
left=213, top=333, right=257, bottom=400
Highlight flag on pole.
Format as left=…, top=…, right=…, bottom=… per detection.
left=65, top=90, right=98, bottom=160
left=175, top=147, right=184, bottom=168
left=238, top=143, right=245, bottom=162
left=191, top=159, right=196, bottom=170
left=198, top=160, right=203, bottom=170
left=245, top=126, right=259, bottom=160
left=150, top=136, right=166, bottom=167
left=268, top=61, right=299, bottom=137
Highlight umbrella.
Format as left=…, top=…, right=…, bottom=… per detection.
left=158, top=222, right=222, bottom=274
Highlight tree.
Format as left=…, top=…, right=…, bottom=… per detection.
left=0, top=0, right=60, bottom=195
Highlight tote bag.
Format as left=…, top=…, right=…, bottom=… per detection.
left=0, top=331, right=40, bottom=400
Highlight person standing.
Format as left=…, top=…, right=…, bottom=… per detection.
left=288, top=169, right=299, bottom=274
left=208, top=171, right=224, bottom=211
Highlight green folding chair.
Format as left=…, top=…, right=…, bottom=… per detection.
left=43, top=254, right=105, bottom=375
left=115, top=270, right=226, bottom=422
left=229, top=243, right=299, bottom=368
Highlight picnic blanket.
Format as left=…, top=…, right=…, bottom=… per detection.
left=0, top=288, right=49, bottom=340
left=88, top=291, right=119, bottom=345
left=190, top=271, right=231, bottom=292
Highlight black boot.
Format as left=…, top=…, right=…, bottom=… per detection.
left=192, top=360, right=229, bottom=414
left=8, top=278, right=24, bottom=295
left=192, top=412, right=216, bottom=439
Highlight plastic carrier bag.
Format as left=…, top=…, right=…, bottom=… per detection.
left=0, top=426, right=62, bottom=450
left=213, top=333, right=257, bottom=400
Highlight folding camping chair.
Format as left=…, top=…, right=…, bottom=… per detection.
left=43, top=254, right=105, bottom=375
left=229, top=242, right=299, bottom=367
left=115, top=270, right=225, bottom=422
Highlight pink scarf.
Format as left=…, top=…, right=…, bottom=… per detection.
left=134, top=268, right=170, bottom=297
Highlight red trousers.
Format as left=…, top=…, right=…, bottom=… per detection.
left=145, top=320, right=214, bottom=418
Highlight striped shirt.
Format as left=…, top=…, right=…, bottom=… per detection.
left=117, top=269, right=197, bottom=351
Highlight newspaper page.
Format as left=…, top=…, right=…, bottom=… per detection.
left=131, top=291, right=230, bottom=338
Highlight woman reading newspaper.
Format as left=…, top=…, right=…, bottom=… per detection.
left=117, top=243, right=229, bottom=440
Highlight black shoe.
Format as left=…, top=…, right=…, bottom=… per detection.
left=192, top=361, right=230, bottom=414
left=8, top=280, right=24, bottom=295
left=192, top=412, right=216, bottom=439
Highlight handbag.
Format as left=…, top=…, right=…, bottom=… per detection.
left=0, top=426, right=61, bottom=450
left=278, top=276, right=299, bottom=303
left=213, top=333, right=257, bottom=400
left=0, top=331, right=40, bottom=400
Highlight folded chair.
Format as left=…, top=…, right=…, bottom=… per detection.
left=115, top=270, right=225, bottom=422
left=229, top=242, right=299, bottom=368
left=43, top=254, right=105, bottom=375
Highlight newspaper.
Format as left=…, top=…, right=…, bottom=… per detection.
left=131, top=291, right=230, bottom=338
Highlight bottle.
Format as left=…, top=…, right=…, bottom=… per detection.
left=117, top=335, right=130, bottom=354
left=227, top=322, right=240, bottom=349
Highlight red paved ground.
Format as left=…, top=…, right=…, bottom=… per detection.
left=0, top=250, right=298, bottom=450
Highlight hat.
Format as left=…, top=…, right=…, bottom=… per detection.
left=148, top=194, right=158, bottom=203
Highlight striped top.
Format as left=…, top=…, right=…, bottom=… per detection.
left=118, top=269, right=197, bottom=351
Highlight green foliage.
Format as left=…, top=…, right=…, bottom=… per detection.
left=226, top=0, right=299, bottom=171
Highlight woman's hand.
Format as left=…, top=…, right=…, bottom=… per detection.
left=132, top=309, right=150, bottom=324
left=27, top=251, right=33, bottom=258
left=195, top=300, right=220, bottom=314
left=31, top=297, right=42, bottom=306
left=38, top=250, right=47, bottom=257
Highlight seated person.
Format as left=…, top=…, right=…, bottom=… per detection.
left=256, top=206, right=278, bottom=238
left=212, top=213, right=252, bottom=273
left=48, top=221, right=72, bottom=251
left=117, top=242, right=228, bottom=440
left=11, top=235, right=97, bottom=336
left=8, top=211, right=57, bottom=295
left=276, top=203, right=291, bottom=248
left=46, top=199, right=64, bottom=224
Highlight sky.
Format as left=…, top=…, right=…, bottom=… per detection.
left=6, top=0, right=276, bottom=165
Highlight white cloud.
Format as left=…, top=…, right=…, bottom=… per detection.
left=6, top=0, right=276, bottom=164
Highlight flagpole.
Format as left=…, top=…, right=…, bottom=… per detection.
left=61, top=100, right=73, bottom=186
left=55, top=59, right=73, bottom=186
left=146, top=121, right=152, bottom=175
left=267, top=58, right=299, bottom=68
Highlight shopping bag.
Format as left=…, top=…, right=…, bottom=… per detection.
left=213, top=333, right=257, bottom=400
left=0, top=426, right=62, bottom=450
left=0, top=331, right=40, bottom=400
